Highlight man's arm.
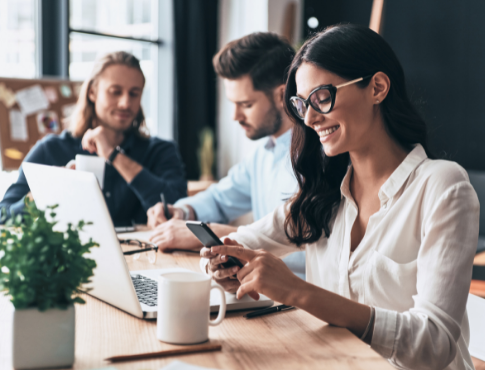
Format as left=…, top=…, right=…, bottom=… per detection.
left=82, top=127, right=187, bottom=210
left=0, top=140, right=49, bottom=221
left=125, top=140, right=187, bottom=211
left=149, top=219, right=237, bottom=252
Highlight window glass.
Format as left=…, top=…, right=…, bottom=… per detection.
left=69, top=0, right=156, bottom=39
left=0, top=0, right=37, bottom=78
left=69, top=32, right=156, bottom=133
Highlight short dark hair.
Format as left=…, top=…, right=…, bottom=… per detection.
left=213, top=32, right=295, bottom=92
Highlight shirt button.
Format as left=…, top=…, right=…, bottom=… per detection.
left=382, top=203, right=387, bottom=209
left=105, top=192, right=111, bottom=198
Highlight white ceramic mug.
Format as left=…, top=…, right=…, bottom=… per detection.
left=75, top=154, right=105, bottom=189
left=157, top=272, right=226, bottom=344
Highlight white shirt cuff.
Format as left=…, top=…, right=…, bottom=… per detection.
left=200, top=257, right=210, bottom=274
left=370, top=306, right=398, bottom=359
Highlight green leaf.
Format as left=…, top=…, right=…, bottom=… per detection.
left=0, top=202, right=98, bottom=310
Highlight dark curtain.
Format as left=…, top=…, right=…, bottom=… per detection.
left=173, top=0, right=218, bottom=180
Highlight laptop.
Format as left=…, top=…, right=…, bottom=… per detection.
left=22, top=163, right=273, bottom=319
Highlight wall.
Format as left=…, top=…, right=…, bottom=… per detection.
left=303, top=0, right=485, bottom=171
left=382, top=1, right=485, bottom=170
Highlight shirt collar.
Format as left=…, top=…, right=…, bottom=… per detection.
left=264, top=128, right=292, bottom=151
left=340, top=144, right=428, bottom=202
left=378, top=144, right=427, bottom=202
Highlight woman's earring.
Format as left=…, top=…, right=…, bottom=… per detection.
left=376, top=100, right=380, bottom=104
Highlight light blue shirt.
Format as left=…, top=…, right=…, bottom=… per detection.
left=176, top=129, right=305, bottom=279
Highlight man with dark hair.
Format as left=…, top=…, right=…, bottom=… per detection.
left=147, top=32, right=305, bottom=279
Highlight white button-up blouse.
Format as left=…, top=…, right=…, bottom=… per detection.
left=223, top=144, right=479, bottom=370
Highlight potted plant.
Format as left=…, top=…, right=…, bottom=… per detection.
left=0, top=199, right=98, bottom=369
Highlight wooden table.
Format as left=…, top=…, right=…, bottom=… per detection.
left=1, top=251, right=484, bottom=369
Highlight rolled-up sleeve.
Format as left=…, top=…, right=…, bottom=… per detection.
left=128, top=140, right=187, bottom=211
left=200, top=204, right=302, bottom=273
left=176, top=159, right=252, bottom=223
left=371, top=182, right=479, bottom=370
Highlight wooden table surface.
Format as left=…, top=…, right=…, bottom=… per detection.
left=1, top=251, right=484, bottom=369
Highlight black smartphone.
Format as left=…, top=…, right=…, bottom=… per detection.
left=185, top=221, right=243, bottom=269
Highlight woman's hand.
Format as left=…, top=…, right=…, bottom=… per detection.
left=201, top=239, right=249, bottom=296
left=203, top=238, right=306, bottom=305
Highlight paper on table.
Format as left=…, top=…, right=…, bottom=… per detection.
left=16, top=85, right=50, bottom=115
left=9, top=109, right=28, bottom=141
left=161, top=360, right=221, bottom=370
left=117, top=230, right=154, bottom=242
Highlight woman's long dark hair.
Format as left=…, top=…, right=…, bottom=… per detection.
left=284, top=24, right=431, bottom=246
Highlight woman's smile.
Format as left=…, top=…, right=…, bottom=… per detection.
left=316, top=124, right=340, bottom=142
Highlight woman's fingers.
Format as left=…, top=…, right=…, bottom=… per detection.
left=223, top=279, right=242, bottom=293
left=237, top=278, right=259, bottom=300
left=212, top=265, right=240, bottom=280
left=200, top=247, right=218, bottom=258
left=248, top=291, right=260, bottom=300
left=236, top=263, right=253, bottom=282
left=209, top=253, right=228, bottom=266
left=210, top=244, right=256, bottom=263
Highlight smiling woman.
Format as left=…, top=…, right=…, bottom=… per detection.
left=202, top=24, right=480, bottom=370
left=0, top=51, right=187, bottom=226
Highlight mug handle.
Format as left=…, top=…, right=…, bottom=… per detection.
left=209, top=285, right=226, bottom=326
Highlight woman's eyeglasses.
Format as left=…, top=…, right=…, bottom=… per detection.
left=289, top=75, right=372, bottom=119
left=119, top=238, right=158, bottom=264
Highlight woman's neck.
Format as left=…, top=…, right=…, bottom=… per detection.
left=349, top=130, right=409, bottom=191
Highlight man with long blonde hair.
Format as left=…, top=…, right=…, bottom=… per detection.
left=0, top=51, right=187, bottom=226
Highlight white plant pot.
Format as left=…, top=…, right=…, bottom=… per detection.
left=12, top=305, right=75, bottom=369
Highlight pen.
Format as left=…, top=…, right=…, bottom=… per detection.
left=160, top=193, right=171, bottom=220
left=244, top=304, right=295, bottom=319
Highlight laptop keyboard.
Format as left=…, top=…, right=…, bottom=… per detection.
left=131, top=274, right=158, bottom=307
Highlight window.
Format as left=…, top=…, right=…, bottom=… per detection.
left=69, top=0, right=164, bottom=136
left=0, top=0, right=38, bottom=78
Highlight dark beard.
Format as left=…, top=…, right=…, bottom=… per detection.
left=245, top=99, right=283, bottom=140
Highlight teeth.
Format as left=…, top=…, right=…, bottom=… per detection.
left=318, top=125, right=339, bottom=137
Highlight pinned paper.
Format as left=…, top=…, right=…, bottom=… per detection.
left=0, top=83, right=17, bottom=108
left=16, top=85, right=50, bottom=115
left=9, top=109, right=28, bottom=141
left=44, top=86, right=58, bottom=103
left=36, top=111, right=59, bottom=134
left=4, top=148, right=24, bottom=160
left=61, top=103, right=76, bottom=118
left=73, top=83, right=82, bottom=98
left=60, top=84, right=72, bottom=98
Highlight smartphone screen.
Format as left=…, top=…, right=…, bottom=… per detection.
left=185, top=221, right=243, bottom=269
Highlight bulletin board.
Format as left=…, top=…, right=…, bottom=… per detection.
left=0, top=77, right=82, bottom=171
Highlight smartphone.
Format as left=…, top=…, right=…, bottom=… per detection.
left=185, top=221, right=243, bottom=269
